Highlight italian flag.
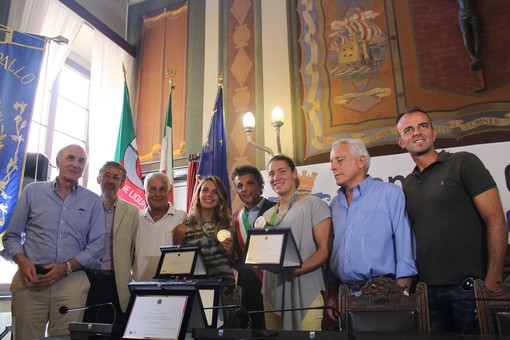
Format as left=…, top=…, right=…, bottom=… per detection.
left=159, top=85, right=174, bottom=203
left=114, top=81, right=146, bottom=209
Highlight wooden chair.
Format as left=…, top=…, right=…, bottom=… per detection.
left=222, top=285, right=245, bottom=328
left=339, top=276, right=430, bottom=332
left=474, top=275, right=510, bottom=336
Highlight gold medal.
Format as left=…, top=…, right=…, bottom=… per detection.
left=216, top=229, right=232, bottom=242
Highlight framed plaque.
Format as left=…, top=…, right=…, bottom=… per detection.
left=243, top=228, right=302, bottom=270
left=123, top=281, right=207, bottom=340
left=154, top=245, right=207, bottom=279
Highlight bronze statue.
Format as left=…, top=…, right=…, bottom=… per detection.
left=457, top=0, right=485, bottom=91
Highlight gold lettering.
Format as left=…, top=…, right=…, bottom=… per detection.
left=0, top=53, right=36, bottom=84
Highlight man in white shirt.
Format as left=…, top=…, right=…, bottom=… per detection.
left=133, top=172, right=186, bottom=281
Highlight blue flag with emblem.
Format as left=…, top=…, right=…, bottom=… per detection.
left=197, top=85, right=231, bottom=208
left=0, top=28, right=46, bottom=233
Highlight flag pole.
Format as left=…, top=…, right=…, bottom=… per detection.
left=122, top=62, right=126, bottom=81
left=161, top=67, right=176, bottom=203
left=196, top=73, right=231, bottom=208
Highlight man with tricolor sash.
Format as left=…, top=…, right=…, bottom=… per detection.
left=231, top=165, right=276, bottom=329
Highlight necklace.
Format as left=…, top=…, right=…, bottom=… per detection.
left=198, top=217, right=215, bottom=238
left=268, top=191, right=299, bottom=227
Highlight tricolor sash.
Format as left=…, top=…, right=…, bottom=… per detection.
left=235, top=208, right=263, bottom=282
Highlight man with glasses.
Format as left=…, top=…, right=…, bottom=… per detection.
left=396, top=107, right=508, bottom=334
left=83, top=161, right=140, bottom=325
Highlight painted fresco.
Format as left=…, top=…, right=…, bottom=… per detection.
left=295, top=0, right=510, bottom=161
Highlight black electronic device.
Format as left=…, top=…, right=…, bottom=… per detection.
left=22, top=152, right=50, bottom=189
left=68, top=322, right=119, bottom=340
left=192, top=328, right=349, bottom=340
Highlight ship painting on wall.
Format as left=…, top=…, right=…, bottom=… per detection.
left=293, top=0, right=510, bottom=162
left=295, top=0, right=399, bottom=161
left=327, top=9, right=391, bottom=111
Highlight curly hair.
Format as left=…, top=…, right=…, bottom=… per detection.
left=231, top=164, right=265, bottom=192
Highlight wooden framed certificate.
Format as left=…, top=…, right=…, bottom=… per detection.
left=154, top=245, right=207, bottom=279
left=243, top=228, right=302, bottom=270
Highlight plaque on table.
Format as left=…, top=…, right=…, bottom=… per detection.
left=122, top=282, right=207, bottom=340
left=154, top=245, right=207, bottom=279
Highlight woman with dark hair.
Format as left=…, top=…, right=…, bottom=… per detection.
left=173, top=175, right=235, bottom=291
left=261, top=155, right=332, bottom=331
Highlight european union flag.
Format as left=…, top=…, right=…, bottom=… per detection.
left=197, top=86, right=231, bottom=208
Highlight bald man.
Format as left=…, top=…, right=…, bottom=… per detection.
left=2, top=144, right=105, bottom=340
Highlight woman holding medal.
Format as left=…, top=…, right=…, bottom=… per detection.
left=173, top=176, right=236, bottom=292
left=259, top=155, right=332, bottom=331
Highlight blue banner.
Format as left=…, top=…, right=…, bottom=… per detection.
left=197, top=86, right=231, bottom=208
left=0, top=30, right=46, bottom=233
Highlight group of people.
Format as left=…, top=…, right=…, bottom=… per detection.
left=1, top=107, right=507, bottom=339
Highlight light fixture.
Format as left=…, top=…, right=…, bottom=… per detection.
left=242, top=107, right=285, bottom=156
left=50, top=35, right=69, bottom=45
left=271, top=106, right=284, bottom=155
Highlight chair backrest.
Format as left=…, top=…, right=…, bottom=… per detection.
left=474, top=275, right=510, bottom=336
left=222, top=286, right=244, bottom=329
left=339, top=276, right=429, bottom=332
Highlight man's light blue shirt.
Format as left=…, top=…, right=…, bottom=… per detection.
left=2, top=179, right=105, bottom=269
left=246, top=197, right=265, bottom=227
left=329, top=176, right=417, bottom=283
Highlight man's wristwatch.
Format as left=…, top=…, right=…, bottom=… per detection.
left=65, top=261, right=72, bottom=276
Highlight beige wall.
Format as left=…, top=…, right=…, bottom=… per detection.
left=261, top=0, right=294, bottom=159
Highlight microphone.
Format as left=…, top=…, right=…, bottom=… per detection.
left=234, top=306, right=252, bottom=329
left=59, top=303, right=117, bottom=325
left=59, top=305, right=70, bottom=314
left=203, top=304, right=252, bottom=329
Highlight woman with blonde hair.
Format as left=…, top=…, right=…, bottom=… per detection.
left=173, top=175, right=235, bottom=291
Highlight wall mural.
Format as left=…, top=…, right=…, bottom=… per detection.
left=294, top=0, right=510, bottom=163
left=135, top=3, right=188, bottom=164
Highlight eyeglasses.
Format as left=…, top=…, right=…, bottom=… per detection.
left=101, top=173, right=122, bottom=181
left=460, top=277, right=475, bottom=291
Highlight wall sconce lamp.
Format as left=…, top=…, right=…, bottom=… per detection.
left=50, top=35, right=69, bottom=45
left=242, top=107, right=285, bottom=156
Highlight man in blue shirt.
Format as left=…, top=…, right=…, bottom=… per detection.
left=325, top=138, right=417, bottom=322
left=2, top=144, right=105, bottom=340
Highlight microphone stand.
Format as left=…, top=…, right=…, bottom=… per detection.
left=203, top=304, right=252, bottom=329
left=0, top=325, right=12, bottom=340
left=60, top=302, right=117, bottom=325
